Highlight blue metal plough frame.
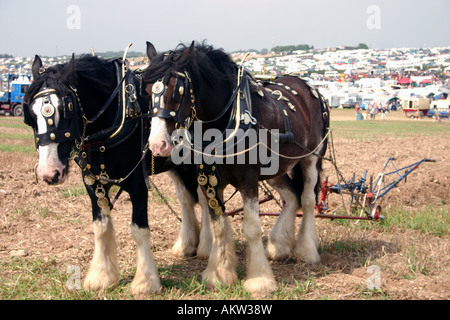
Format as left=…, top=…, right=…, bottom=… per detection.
left=316, top=158, right=436, bottom=221
left=226, top=158, right=435, bottom=221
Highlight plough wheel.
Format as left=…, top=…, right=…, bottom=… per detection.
left=371, top=204, right=382, bottom=221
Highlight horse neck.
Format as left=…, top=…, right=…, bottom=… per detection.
left=196, top=75, right=235, bottom=130
left=76, top=73, right=118, bottom=133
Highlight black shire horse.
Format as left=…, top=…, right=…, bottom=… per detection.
left=23, top=54, right=211, bottom=296
left=142, top=42, right=330, bottom=296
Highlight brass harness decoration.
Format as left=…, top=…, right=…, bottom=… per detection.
left=197, top=164, right=224, bottom=216
left=71, top=44, right=149, bottom=216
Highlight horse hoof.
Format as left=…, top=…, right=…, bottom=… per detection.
left=83, top=270, right=119, bottom=291
left=266, top=241, right=291, bottom=261
left=130, top=277, right=161, bottom=297
left=295, top=249, right=320, bottom=264
left=196, top=240, right=212, bottom=260
left=202, top=268, right=237, bottom=288
left=171, top=240, right=197, bottom=258
left=244, top=277, right=277, bottom=297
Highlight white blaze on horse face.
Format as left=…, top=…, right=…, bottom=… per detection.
left=149, top=94, right=173, bottom=157
left=32, top=95, right=67, bottom=184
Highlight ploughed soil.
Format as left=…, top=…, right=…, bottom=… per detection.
left=0, top=111, right=449, bottom=300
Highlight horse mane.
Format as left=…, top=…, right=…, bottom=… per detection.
left=143, top=42, right=237, bottom=95
left=24, top=63, right=71, bottom=105
left=24, top=55, right=117, bottom=105
left=74, top=55, right=117, bottom=95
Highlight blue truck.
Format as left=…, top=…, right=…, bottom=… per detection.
left=0, top=74, right=31, bottom=117
left=426, top=99, right=449, bottom=119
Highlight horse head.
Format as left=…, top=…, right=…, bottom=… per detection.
left=142, top=41, right=235, bottom=157
left=23, top=55, right=81, bottom=184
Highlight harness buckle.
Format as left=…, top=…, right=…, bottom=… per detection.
left=241, top=110, right=257, bottom=125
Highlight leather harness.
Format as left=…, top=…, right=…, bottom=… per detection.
left=24, top=59, right=148, bottom=215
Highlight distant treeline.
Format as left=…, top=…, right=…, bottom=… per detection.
left=271, top=44, right=313, bottom=53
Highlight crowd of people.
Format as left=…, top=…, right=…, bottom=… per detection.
left=355, top=101, right=391, bottom=120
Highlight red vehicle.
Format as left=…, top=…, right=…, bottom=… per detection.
left=401, top=97, right=430, bottom=118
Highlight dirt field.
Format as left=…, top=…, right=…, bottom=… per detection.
left=0, top=110, right=449, bottom=300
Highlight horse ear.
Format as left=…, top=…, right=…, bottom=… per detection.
left=32, top=55, right=43, bottom=80
left=178, top=41, right=195, bottom=64
left=146, top=41, right=157, bottom=61
left=61, top=53, right=77, bottom=85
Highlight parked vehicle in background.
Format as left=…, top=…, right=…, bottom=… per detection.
left=401, top=97, right=430, bottom=118
left=361, top=98, right=374, bottom=110
left=427, top=99, right=450, bottom=118
left=0, top=75, right=31, bottom=117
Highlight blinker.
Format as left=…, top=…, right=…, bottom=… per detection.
left=28, top=87, right=82, bottom=148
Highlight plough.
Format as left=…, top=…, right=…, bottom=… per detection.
left=226, top=158, right=435, bottom=221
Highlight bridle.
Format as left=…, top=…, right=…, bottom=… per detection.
left=150, top=71, right=197, bottom=130
left=24, top=60, right=149, bottom=187
left=24, top=86, right=82, bottom=148
left=148, top=65, right=256, bottom=150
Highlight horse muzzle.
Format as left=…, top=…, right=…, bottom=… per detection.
left=148, top=117, right=174, bottom=157
left=149, top=140, right=173, bottom=157
left=37, top=166, right=67, bottom=185
left=36, top=159, right=68, bottom=185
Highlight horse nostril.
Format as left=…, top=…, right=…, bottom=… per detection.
left=51, top=170, right=61, bottom=183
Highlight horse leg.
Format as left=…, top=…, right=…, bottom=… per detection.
left=202, top=187, right=237, bottom=288
left=266, top=175, right=300, bottom=261
left=83, top=184, right=120, bottom=291
left=128, top=177, right=161, bottom=296
left=294, top=158, right=320, bottom=263
left=196, top=186, right=212, bottom=259
left=167, top=170, right=199, bottom=257
left=241, top=185, right=277, bottom=296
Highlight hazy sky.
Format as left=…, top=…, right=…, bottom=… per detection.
left=1, top=0, right=449, bottom=57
